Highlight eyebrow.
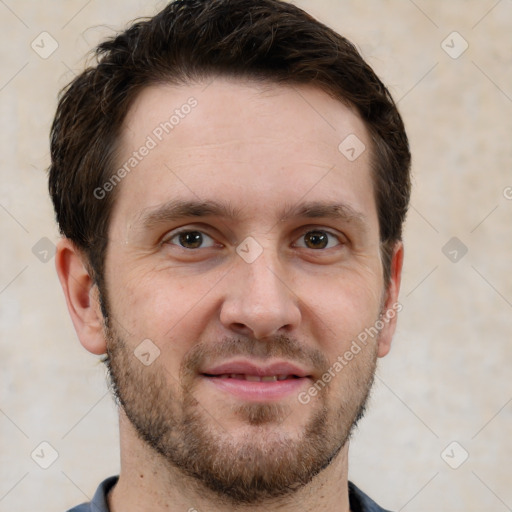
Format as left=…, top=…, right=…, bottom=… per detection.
left=277, top=201, right=366, bottom=225
left=136, top=199, right=243, bottom=231
left=135, top=198, right=367, bottom=232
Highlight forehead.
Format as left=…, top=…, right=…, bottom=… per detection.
left=122, top=78, right=367, bottom=154
left=110, top=78, right=376, bottom=234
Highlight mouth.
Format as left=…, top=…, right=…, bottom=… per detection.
left=203, top=374, right=301, bottom=382
left=200, top=360, right=312, bottom=401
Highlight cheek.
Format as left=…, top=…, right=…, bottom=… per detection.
left=109, top=264, right=220, bottom=349
left=299, top=266, right=383, bottom=352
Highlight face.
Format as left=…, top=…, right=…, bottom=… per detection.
left=100, top=78, right=399, bottom=503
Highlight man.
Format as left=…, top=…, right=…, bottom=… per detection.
left=50, top=0, right=410, bottom=510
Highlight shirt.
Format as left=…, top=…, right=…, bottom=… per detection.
left=67, top=476, right=392, bottom=511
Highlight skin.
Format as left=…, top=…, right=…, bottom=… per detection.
left=56, top=78, right=403, bottom=512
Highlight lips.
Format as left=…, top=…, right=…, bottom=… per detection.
left=212, top=374, right=298, bottom=382
left=202, top=360, right=310, bottom=379
left=201, top=360, right=311, bottom=401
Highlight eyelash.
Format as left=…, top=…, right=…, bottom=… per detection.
left=166, top=229, right=218, bottom=249
left=164, top=227, right=344, bottom=250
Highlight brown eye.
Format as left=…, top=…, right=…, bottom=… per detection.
left=304, top=231, right=328, bottom=249
left=296, top=230, right=340, bottom=250
left=168, top=230, right=216, bottom=249
left=179, top=231, right=203, bottom=248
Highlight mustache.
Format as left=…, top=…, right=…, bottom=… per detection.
left=180, top=334, right=330, bottom=380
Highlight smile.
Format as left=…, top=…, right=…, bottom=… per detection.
left=200, top=360, right=312, bottom=401
left=205, top=374, right=300, bottom=382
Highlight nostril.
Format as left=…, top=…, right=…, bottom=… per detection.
left=230, top=322, right=251, bottom=334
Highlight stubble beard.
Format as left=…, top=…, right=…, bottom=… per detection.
left=103, top=327, right=377, bottom=504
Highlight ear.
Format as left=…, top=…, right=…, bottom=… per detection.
left=377, top=241, right=404, bottom=358
left=55, top=238, right=107, bottom=355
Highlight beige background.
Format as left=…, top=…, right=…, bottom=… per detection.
left=1, top=1, right=511, bottom=511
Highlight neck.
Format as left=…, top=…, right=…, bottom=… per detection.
left=109, top=411, right=352, bottom=512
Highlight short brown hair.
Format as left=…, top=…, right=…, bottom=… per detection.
left=49, top=0, right=411, bottom=289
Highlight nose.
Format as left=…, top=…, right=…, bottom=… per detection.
left=219, top=250, right=302, bottom=340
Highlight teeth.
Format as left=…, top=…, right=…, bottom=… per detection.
left=214, top=374, right=291, bottom=381
left=245, top=375, right=261, bottom=382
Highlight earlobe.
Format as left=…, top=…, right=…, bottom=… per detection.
left=55, top=238, right=107, bottom=355
left=377, top=241, right=404, bottom=358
